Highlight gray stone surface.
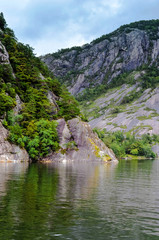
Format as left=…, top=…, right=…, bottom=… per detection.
left=0, top=122, right=29, bottom=162
left=47, top=90, right=59, bottom=114
left=86, top=85, right=159, bottom=135
left=43, top=118, right=118, bottom=162
left=13, top=94, right=23, bottom=115
left=152, top=144, right=159, bottom=157
left=41, top=29, right=158, bottom=95
left=0, top=41, right=9, bottom=64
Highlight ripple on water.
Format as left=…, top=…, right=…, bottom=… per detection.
left=0, top=160, right=159, bottom=239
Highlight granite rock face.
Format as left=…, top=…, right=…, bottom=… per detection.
left=13, top=94, right=23, bottom=115
left=41, top=28, right=159, bottom=95
left=81, top=83, right=159, bottom=136
left=43, top=118, right=118, bottom=162
left=0, top=41, right=9, bottom=64
left=0, top=122, right=29, bottom=162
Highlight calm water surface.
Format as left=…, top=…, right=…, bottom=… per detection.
left=0, top=159, right=159, bottom=240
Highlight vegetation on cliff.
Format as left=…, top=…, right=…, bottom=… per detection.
left=0, top=13, right=81, bottom=160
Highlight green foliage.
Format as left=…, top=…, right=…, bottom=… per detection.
left=76, top=84, right=107, bottom=102
left=8, top=119, right=59, bottom=160
left=141, top=65, right=159, bottom=89
left=0, top=13, right=81, bottom=160
left=121, top=90, right=143, bottom=104
left=0, top=12, right=7, bottom=30
left=111, top=142, right=125, bottom=157
left=111, top=107, right=120, bottom=114
left=58, top=87, right=80, bottom=120
left=45, top=77, right=62, bottom=96
left=94, top=128, right=156, bottom=159
left=26, top=119, right=59, bottom=160
left=64, top=141, right=78, bottom=150
left=8, top=124, right=25, bottom=148
left=0, top=91, right=15, bottom=116
left=21, top=88, right=53, bottom=125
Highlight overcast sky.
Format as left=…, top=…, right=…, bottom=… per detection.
left=1, top=0, right=159, bottom=56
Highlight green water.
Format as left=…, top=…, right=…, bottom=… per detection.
left=0, top=159, right=159, bottom=240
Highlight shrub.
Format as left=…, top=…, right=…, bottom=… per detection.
left=0, top=91, right=15, bottom=116
left=93, top=128, right=156, bottom=159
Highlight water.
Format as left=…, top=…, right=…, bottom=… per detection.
left=0, top=159, right=159, bottom=240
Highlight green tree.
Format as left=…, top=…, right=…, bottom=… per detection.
left=0, top=12, right=7, bottom=30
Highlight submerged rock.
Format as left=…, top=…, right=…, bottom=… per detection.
left=43, top=118, right=118, bottom=163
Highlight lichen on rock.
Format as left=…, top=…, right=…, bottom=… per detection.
left=42, top=118, right=118, bottom=163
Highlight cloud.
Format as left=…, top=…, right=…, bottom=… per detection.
left=1, top=0, right=159, bottom=55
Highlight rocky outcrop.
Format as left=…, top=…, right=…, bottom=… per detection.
left=0, top=41, right=9, bottom=64
left=41, top=24, right=159, bottom=95
left=0, top=122, right=29, bottom=162
left=47, top=90, right=59, bottom=114
left=13, top=94, right=23, bottom=115
left=43, top=118, right=118, bottom=162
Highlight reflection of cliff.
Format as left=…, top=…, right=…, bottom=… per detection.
left=0, top=162, right=28, bottom=197
left=50, top=162, right=118, bottom=200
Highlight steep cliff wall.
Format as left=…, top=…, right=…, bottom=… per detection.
left=41, top=20, right=159, bottom=95
left=41, top=20, right=159, bottom=137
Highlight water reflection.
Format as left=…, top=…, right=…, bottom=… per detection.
left=0, top=162, right=28, bottom=197
left=0, top=160, right=159, bottom=239
left=50, top=162, right=118, bottom=201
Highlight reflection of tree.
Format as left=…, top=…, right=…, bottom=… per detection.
left=0, top=162, right=119, bottom=240
left=0, top=164, right=60, bottom=239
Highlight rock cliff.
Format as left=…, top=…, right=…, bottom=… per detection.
left=43, top=118, right=117, bottom=162
left=41, top=20, right=159, bottom=95
left=41, top=20, right=159, bottom=137
left=0, top=121, right=29, bottom=162
left=84, top=83, right=159, bottom=135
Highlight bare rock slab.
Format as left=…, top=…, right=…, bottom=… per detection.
left=43, top=118, right=118, bottom=163
left=0, top=122, right=29, bottom=162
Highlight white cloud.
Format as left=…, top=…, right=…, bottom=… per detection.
left=1, top=0, right=159, bottom=55
left=31, top=26, right=92, bottom=56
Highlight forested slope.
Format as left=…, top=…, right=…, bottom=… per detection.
left=0, top=13, right=117, bottom=162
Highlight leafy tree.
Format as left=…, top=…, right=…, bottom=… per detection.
left=58, top=88, right=80, bottom=120
left=94, top=128, right=156, bottom=159
left=0, top=12, right=7, bottom=30
left=0, top=91, right=15, bottom=116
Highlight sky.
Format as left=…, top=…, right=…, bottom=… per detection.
left=1, top=0, right=159, bottom=56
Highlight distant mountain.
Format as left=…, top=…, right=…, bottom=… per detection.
left=41, top=19, right=159, bottom=137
